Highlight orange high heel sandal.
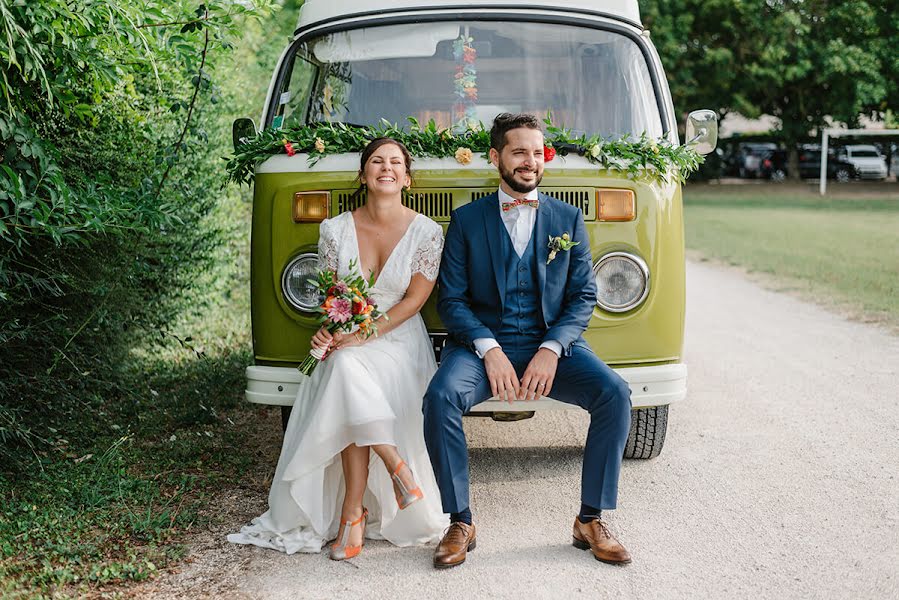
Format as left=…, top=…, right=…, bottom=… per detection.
left=329, top=508, right=368, bottom=561
left=392, top=460, right=424, bottom=509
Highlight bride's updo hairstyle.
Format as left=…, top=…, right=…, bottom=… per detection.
left=353, top=137, right=414, bottom=201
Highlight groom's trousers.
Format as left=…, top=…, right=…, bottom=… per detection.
left=423, top=337, right=632, bottom=514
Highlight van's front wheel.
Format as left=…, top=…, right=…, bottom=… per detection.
left=624, top=406, right=669, bottom=459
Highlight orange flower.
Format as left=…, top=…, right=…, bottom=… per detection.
left=322, top=296, right=335, bottom=310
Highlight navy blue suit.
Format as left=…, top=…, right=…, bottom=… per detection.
left=423, top=192, right=632, bottom=514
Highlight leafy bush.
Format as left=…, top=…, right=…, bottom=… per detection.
left=0, top=0, right=276, bottom=467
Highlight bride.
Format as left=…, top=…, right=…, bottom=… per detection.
left=229, top=138, right=447, bottom=559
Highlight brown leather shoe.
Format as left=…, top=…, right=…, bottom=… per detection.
left=572, top=517, right=631, bottom=565
left=433, top=522, right=476, bottom=569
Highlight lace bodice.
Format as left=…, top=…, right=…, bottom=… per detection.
left=317, top=212, right=444, bottom=310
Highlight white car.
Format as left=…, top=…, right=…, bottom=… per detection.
left=841, top=145, right=888, bottom=180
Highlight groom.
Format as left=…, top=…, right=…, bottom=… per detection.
left=423, top=113, right=633, bottom=568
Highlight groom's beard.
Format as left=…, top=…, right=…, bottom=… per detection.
left=498, top=160, right=543, bottom=194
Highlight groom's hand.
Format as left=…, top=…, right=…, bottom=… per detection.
left=484, top=348, right=520, bottom=404
left=519, top=348, right=559, bottom=401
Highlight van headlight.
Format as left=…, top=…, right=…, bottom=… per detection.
left=281, top=253, right=321, bottom=312
left=593, top=252, right=650, bottom=312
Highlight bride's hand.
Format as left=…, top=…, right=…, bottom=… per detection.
left=310, top=327, right=333, bottom=351
left=331, top=330, right=364, bottom=351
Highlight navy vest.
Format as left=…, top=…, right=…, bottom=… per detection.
left=496, top=224, right=544, bottom=349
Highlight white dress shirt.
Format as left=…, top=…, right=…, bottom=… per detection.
left=472, top=188, right=563, bottom=359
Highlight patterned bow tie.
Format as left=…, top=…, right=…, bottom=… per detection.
left=501, top=198, right=539, bottom=212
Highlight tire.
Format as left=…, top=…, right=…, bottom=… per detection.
left=769, top=169, right=786, bottom=183
left=835, top=168, right=851, bottom=183
left=623, top=405, right=669, bottom=459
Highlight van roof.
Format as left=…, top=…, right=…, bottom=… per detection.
left=296, top=0, right=642, bottom=33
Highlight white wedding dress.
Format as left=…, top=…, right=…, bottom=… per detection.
left=228, top=211, right=448, bottom=554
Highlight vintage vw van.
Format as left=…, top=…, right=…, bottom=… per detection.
left=235, top=0, right=717, bottom=458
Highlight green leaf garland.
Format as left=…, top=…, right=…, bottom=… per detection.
left=226, top=117, right=703, bottom=186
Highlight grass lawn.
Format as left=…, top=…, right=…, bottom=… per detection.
left=683, top=183, right=899, bottom=331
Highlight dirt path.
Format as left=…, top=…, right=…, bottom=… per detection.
left=134, top=259, right=899, bottom=599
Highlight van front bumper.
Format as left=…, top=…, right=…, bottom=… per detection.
left=245, top=363, right=686, bottom=410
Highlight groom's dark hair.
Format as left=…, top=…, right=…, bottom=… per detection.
left=490, top=113, right=543, bottom=152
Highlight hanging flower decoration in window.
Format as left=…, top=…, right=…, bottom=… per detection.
left=452, top=34, right=478, bottom=132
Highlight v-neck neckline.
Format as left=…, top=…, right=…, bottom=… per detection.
left=349, top=211, right=421, bottom=288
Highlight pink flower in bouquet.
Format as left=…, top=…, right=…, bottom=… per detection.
left=328, top=281, right=349, bottom=296
left=327, top=298, right=353, bottom=323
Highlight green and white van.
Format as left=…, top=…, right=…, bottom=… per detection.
left=234, top=0, right=717, bottom=458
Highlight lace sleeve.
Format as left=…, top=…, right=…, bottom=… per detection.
left=317, top=219, right=339, bottom=272
left=410, top=223, right=444, bottom=281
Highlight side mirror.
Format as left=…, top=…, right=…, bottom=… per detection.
left=232, top=117, right=257, bottom=150
left=685, top=110, right=718, bottom=155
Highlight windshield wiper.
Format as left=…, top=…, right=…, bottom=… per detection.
left=553, top=142, right=585, bottom=156
left=305, top=120, right=370, bottom=129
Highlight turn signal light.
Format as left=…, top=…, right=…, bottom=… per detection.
left=596, top=189, right=635, bottom=222
left=292, top=191, right=330, bottom=223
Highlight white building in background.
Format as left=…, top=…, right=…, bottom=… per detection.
left=719, top=114, right=781, bottom=137
left=720, top=113, right=889, bottom=137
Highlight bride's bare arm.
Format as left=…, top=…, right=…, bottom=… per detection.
left=331, top=273, right=436, bottom=349
left=377, top=272, right=436, bottom=335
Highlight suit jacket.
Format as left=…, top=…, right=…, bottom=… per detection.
left=437, top=191, right=596, bottom=356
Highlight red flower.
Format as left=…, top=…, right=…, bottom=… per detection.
left=543, top=145, right=556, bottom=162
left=282, top=138, right=296, bottom=157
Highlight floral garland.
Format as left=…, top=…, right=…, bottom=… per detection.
left=226, top=118, right=703, bottom=186
left=452, top=35, right=478, bottom=132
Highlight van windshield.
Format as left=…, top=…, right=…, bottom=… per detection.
left=273, top=21, right=664, bottom=139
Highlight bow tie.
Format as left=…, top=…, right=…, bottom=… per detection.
left=501, top=198, right=539, bottom=212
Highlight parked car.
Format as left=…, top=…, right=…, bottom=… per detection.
left=734, top=142, right=778, bottom=178
left=692, top=147, right=725, bottom=181
left=758, top=148, right=788, bottom=181
left=797, top=146, right=857, bottom=182
left=840, top=144, right=888, bottom=180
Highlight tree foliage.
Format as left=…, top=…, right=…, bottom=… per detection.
left=642, top=0, right=897, bottom=145
left=0, top=0, right=276, bottom=465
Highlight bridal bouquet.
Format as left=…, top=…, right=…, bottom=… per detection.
left=297, top=261, right=386, bottom=376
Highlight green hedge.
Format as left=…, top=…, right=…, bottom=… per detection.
left=0, top=0, right=277, bottom=466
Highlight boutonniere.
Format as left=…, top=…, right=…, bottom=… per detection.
left=547, top=232, right=580, bottom=265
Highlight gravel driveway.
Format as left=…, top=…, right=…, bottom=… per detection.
left=138, top=259, right=899, bottom=599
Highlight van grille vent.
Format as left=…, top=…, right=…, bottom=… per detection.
left=335, top=190, right=453, bottom=221
left=334, top=188, right=595, bottom=220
